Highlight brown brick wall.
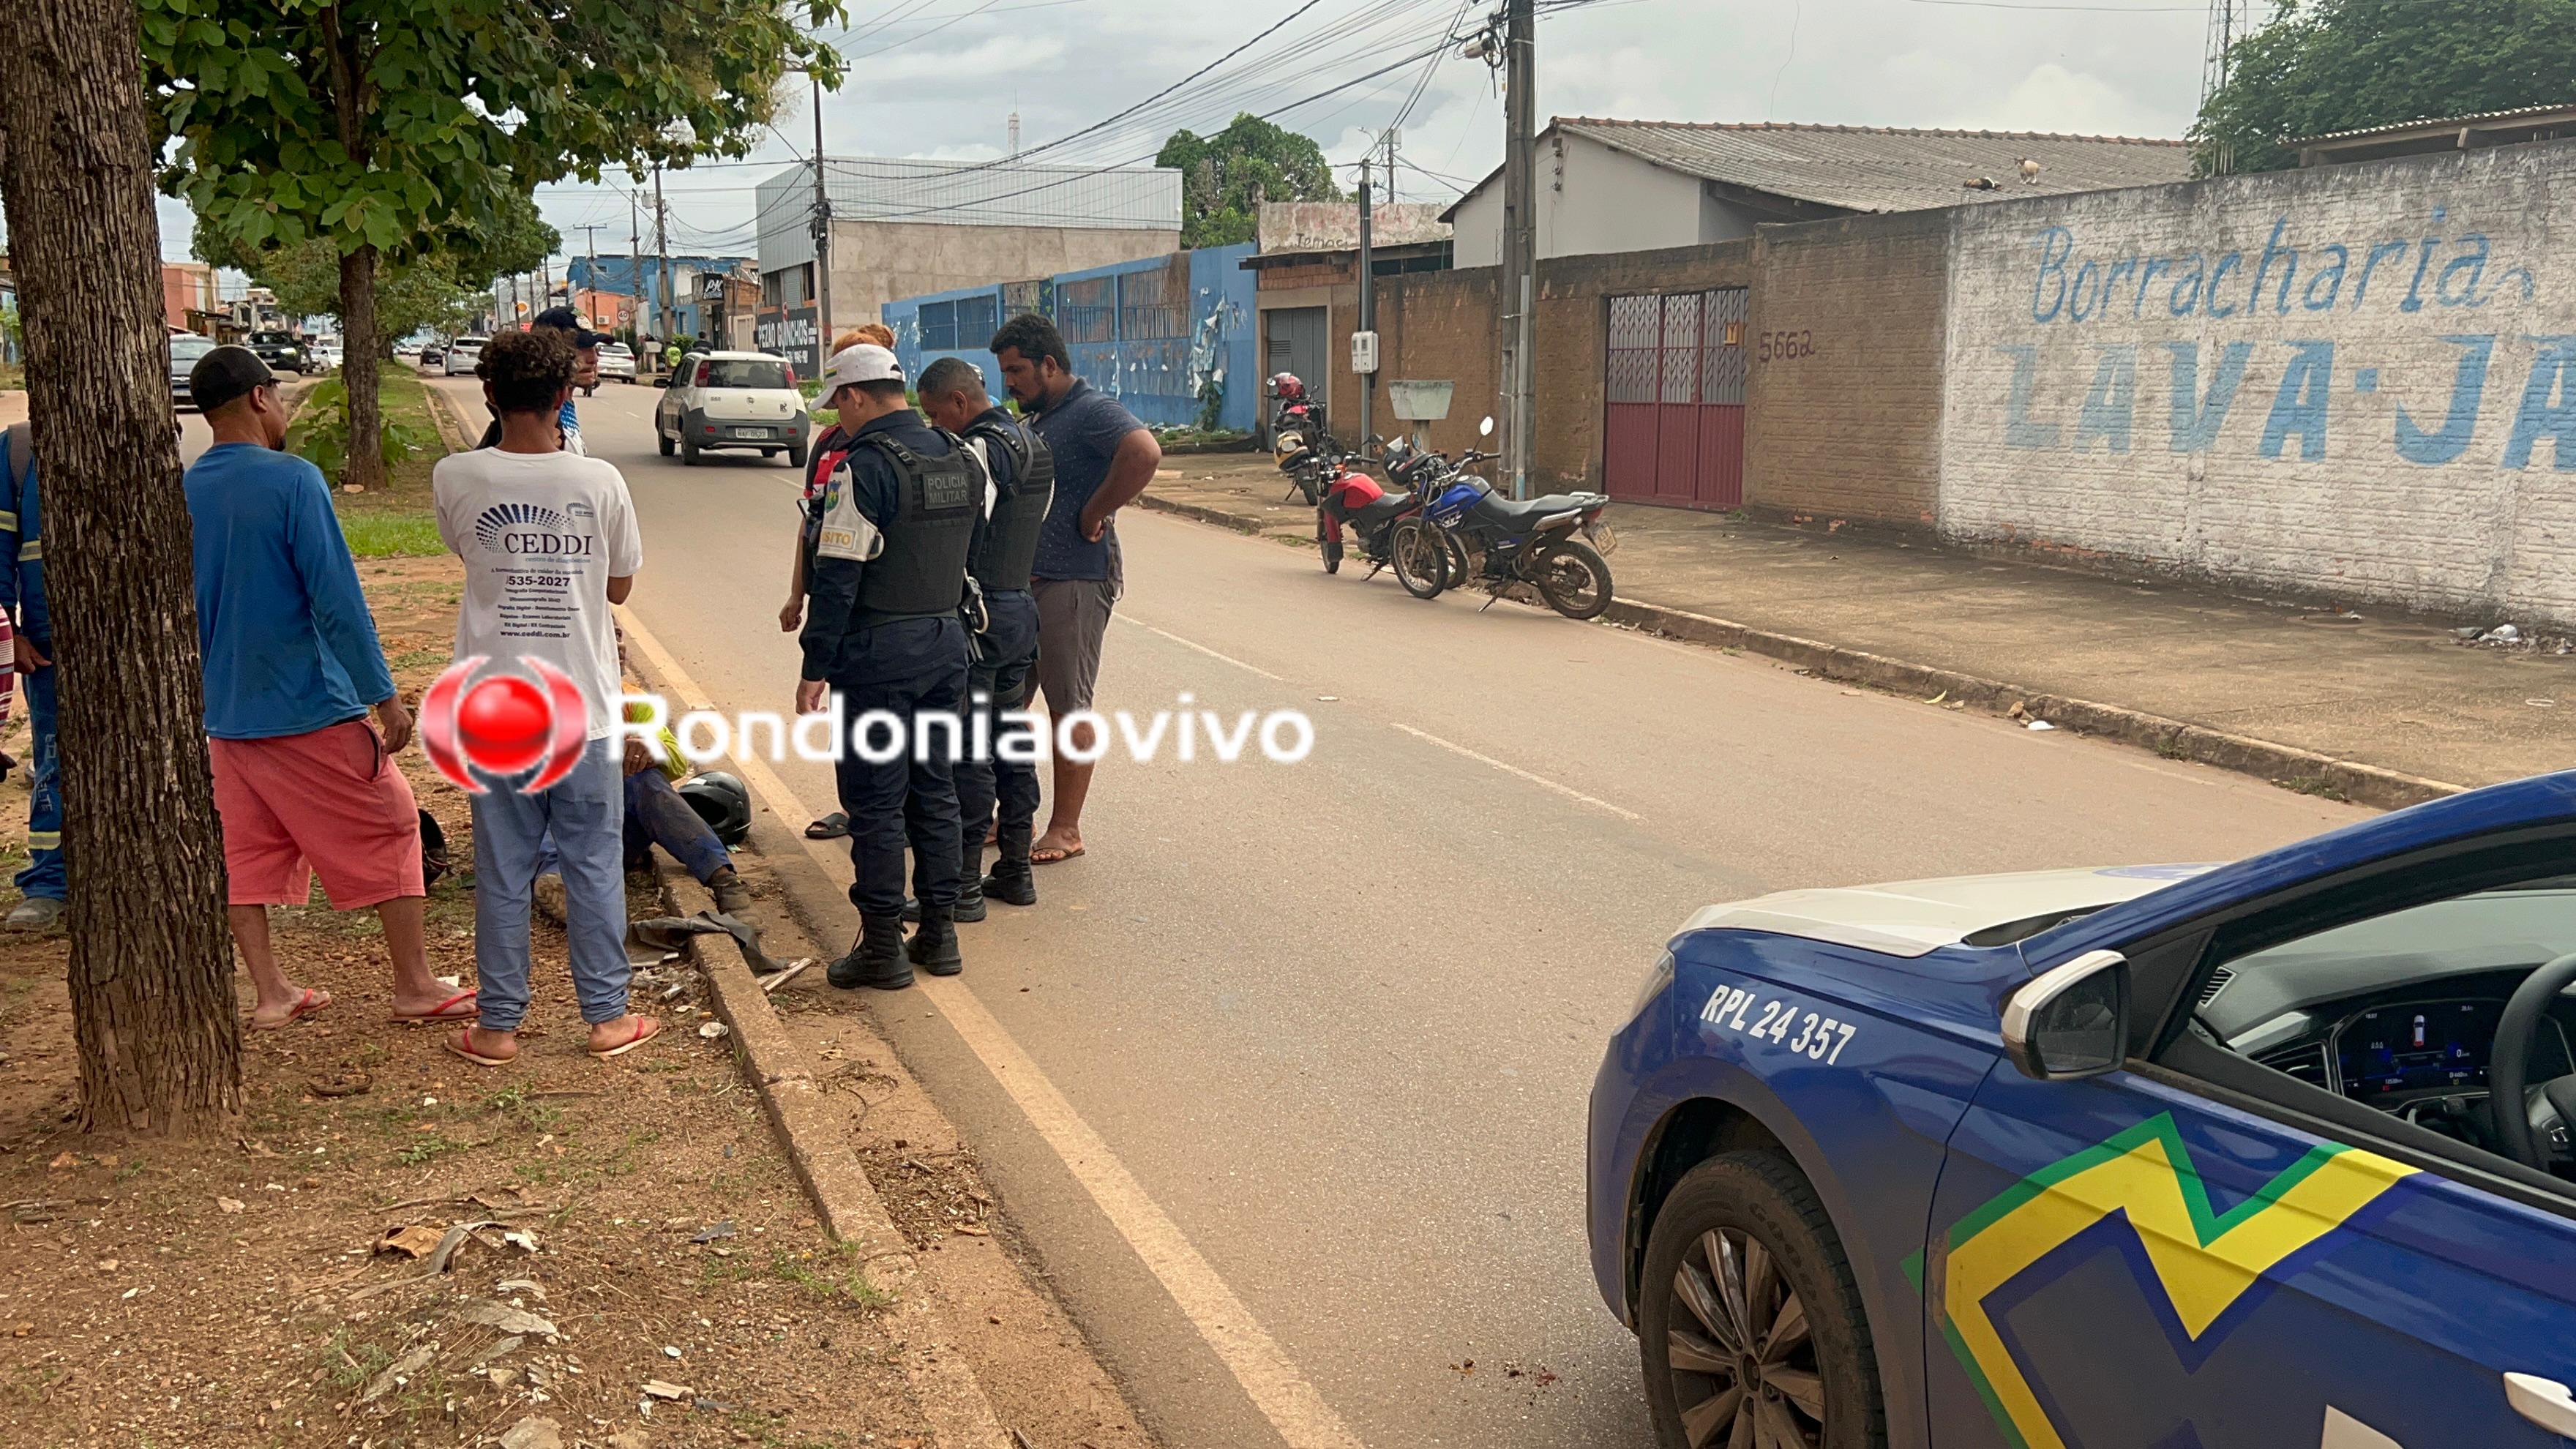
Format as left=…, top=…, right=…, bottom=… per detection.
left=1742, top=210, right=1952, bottom=527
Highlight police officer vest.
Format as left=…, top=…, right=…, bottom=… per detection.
left=965, top=416, right=1055, bottom=594
left=853, top=433, right=979, bottom=626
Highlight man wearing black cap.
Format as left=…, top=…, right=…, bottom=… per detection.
left=182, top=345, right=459, bottom=1033
left=476, top=307, right=604, bottom=453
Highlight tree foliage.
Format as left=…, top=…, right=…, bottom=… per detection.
left=2193, top=0, right=2576, bottom=174
left=1157, top=114, right=1341, bottom=248
left=141, top=0, right=842, bottom=482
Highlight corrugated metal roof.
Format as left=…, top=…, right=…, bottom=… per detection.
left=1445, top=119, right=2192, bottom=218
left=2293, top=102, right=2576, bottom=146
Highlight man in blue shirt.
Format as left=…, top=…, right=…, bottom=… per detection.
left=989, top=312, right=1162, bottom=867
left=0, top=416, right=63, bottom=929
left=184, top=346, right=469, bottom=1030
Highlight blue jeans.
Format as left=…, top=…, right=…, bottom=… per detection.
left=831, top=615, right=969, bottom=917
left=471, top=738, right=628, bottom=1031
left=954, top=591, right=1041, bottom=866
left=533, top=768, right=730, bottom=886
left=16, top=662, right=62, bottom=901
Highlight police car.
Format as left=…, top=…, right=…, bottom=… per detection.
left=1589, top=771, right=2576, bottom=1449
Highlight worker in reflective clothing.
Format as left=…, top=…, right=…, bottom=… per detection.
left=914, top=356, right=1052, bottom=917
left=794, top=344, right=980, bottom=990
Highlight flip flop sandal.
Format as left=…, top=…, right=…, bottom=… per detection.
left=250, top=986, right=331, bottom=1030
left=804, top=812, right=850, bottom=839
left=588, top=1016, right=662, bottom=1060
left=391, top=989, right=479, bottom=1025
left=444, top=1027, right=516, bottom=1068
left=1030, top=845, right=1086, bottom=865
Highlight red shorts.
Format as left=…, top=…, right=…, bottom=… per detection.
left=210, top=719, right=424, bottom=908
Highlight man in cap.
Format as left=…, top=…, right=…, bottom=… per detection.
left=477, top=306, right=604, bottom=453
left=0, top=386, right=61, bottom=928
left=795, top=343, right=979, bottom=990
left=182, top=345, right=466, bottom=1029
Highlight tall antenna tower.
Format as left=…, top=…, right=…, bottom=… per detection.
left=1008, top=105, right=1021, bottom=157
left=2200, top=0, right=2238, bottom=173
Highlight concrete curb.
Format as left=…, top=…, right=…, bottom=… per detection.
left=1137, top=490, right=1268, bottom=536
left=416, top=374, right=474, bottom=455
left=1602, top=595, right=2463, bottom=812
left=656, top=868, right=1014, bottom=1449
left=1131, top=487, right=2468, bottom=812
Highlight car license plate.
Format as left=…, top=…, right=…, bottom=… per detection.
left=728, top=427, right=768, bottom=440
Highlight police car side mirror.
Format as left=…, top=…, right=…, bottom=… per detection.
left=2002, top=950, right=2129, bottom=1081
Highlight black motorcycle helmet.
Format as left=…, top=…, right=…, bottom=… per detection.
left=678, top=771, right=753, bottom=847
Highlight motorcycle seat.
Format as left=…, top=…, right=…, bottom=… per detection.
left=1349, top=492, right=1414, bottom=526
left=1473, top=491, right=1605, bottom=526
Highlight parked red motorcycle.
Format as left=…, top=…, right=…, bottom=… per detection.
left=1315, top=443, right=1449, bottom=599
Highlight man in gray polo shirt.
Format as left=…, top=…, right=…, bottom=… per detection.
left=989, top=312, right=1162, bottom=866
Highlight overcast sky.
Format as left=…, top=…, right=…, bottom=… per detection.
left=127, top=0, right=2214, bottom=277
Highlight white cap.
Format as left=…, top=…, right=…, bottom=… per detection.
left=821, top=343, right=903, bottom=392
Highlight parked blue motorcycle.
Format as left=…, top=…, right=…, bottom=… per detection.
left=1410, top=417, right=1618, bottom=620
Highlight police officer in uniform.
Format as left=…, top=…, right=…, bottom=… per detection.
left=916, top=357, right=1052, bottom=915
left=795, top=344, right=980, bottom=989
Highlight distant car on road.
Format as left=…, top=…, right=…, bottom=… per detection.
left=168, top=334, right=216, bottom=411
left=655, top=351, right=808, bottom=468
left=443, top=336, right=488, bottom=377
left=595, top=341, right=637, bottom=389
left=417, top=341, right=445, bottom=369
left=247, top=330, right=305, bottom=374
left=1588, top=772, right=2576, bottom=1449
left=309, top=335, right=344, bottom=371
left=394, top=339, right=422, bottom=358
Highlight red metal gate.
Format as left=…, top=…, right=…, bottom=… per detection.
left=1604, top=289, right=1747, bottom=509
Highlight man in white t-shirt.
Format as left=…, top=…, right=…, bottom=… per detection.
left=434, top=327, right=659, bottom=1068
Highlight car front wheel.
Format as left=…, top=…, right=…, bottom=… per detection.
left=1638, top=1151, right=1885, bottom=1449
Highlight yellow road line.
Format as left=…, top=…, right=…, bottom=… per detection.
left=616, top=603, right=1369, bottom=1449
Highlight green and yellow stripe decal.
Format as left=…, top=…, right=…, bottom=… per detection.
left=1936, top=1112, right=2415, bottom=1449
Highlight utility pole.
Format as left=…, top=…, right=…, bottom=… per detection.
left=1357, top=154, right=1374, bottom=450
left=2199, top=0, right=2238, bottom=175
left=628, top=192, right=643, bottom=344
left=1499, top=0, right=1537, bottom=499
left=572, top=224, right=606, bottom=327
left=1383, top=127, right=1400, bottom=206
left=653, top=162, right=675, bottom=356
left=811, top=70, right=833, bottom=341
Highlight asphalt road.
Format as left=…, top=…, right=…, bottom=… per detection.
left=422, top=370, right=2367, bottom=1448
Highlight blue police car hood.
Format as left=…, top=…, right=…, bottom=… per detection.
left=1677, top=864, right=2219, bottom=959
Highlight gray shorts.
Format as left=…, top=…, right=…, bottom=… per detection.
left=1033, top=576, right=1116, bottom=715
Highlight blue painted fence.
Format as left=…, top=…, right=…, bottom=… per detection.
left=882, top=244, right=1257, bottom=432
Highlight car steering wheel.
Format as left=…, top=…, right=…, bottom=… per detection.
left=2489, top=948, right=2576, bottom=1169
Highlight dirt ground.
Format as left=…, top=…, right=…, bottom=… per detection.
left=0, top=557, right=931, bottom=1449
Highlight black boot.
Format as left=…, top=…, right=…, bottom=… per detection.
left=828, top=913, right=913, bottom=991
left=984, top=821, right=1036, bottom=907
left=708, top=865, right=754, bottom=917
left=906, top=907, right=964, bottom=977
left=952, top=839, right=987, bottom=922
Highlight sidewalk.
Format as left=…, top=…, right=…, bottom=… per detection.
left=1140, top=455, right=2576, bottom=803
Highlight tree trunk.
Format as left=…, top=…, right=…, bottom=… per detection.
left=340, top=244, right=386, bottom=490
left=0, top=0, right=242, bottom=1133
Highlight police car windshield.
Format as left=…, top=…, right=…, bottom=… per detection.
left=703, top=359, right=789, bottom=390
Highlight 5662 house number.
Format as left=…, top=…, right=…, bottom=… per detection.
left=1756, top=330, right=1813, bottom=363
left=1700, top=982, right=1857, bottom=1064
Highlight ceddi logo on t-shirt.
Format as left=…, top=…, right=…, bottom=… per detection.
left=473, top=501, right=598, bottom=558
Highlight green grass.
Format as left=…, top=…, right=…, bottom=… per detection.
left=341, top=511, right=444, bottom=558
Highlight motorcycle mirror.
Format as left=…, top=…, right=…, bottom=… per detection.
left=1478, top=416, right=1495, bottom=437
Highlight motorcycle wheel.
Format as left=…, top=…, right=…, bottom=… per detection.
left=1392, top=520, right=1450, bottom=600
left=1444, top=534, right=1473, bottom=591
left=1319, top=519, right=1343, bottom=574
left=1530, top=537, right=1614, bottom=620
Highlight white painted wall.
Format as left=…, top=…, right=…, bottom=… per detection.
left=1449, top=131, right=1726, bottom=266
left=1938, top=142, right=2576, bottom=626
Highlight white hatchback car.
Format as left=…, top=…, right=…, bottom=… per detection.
left=656, top=351, right=810, bottom=468
left=443, top=335, right=488, bottom=376
left=594, top=341, right=638, bottom=389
